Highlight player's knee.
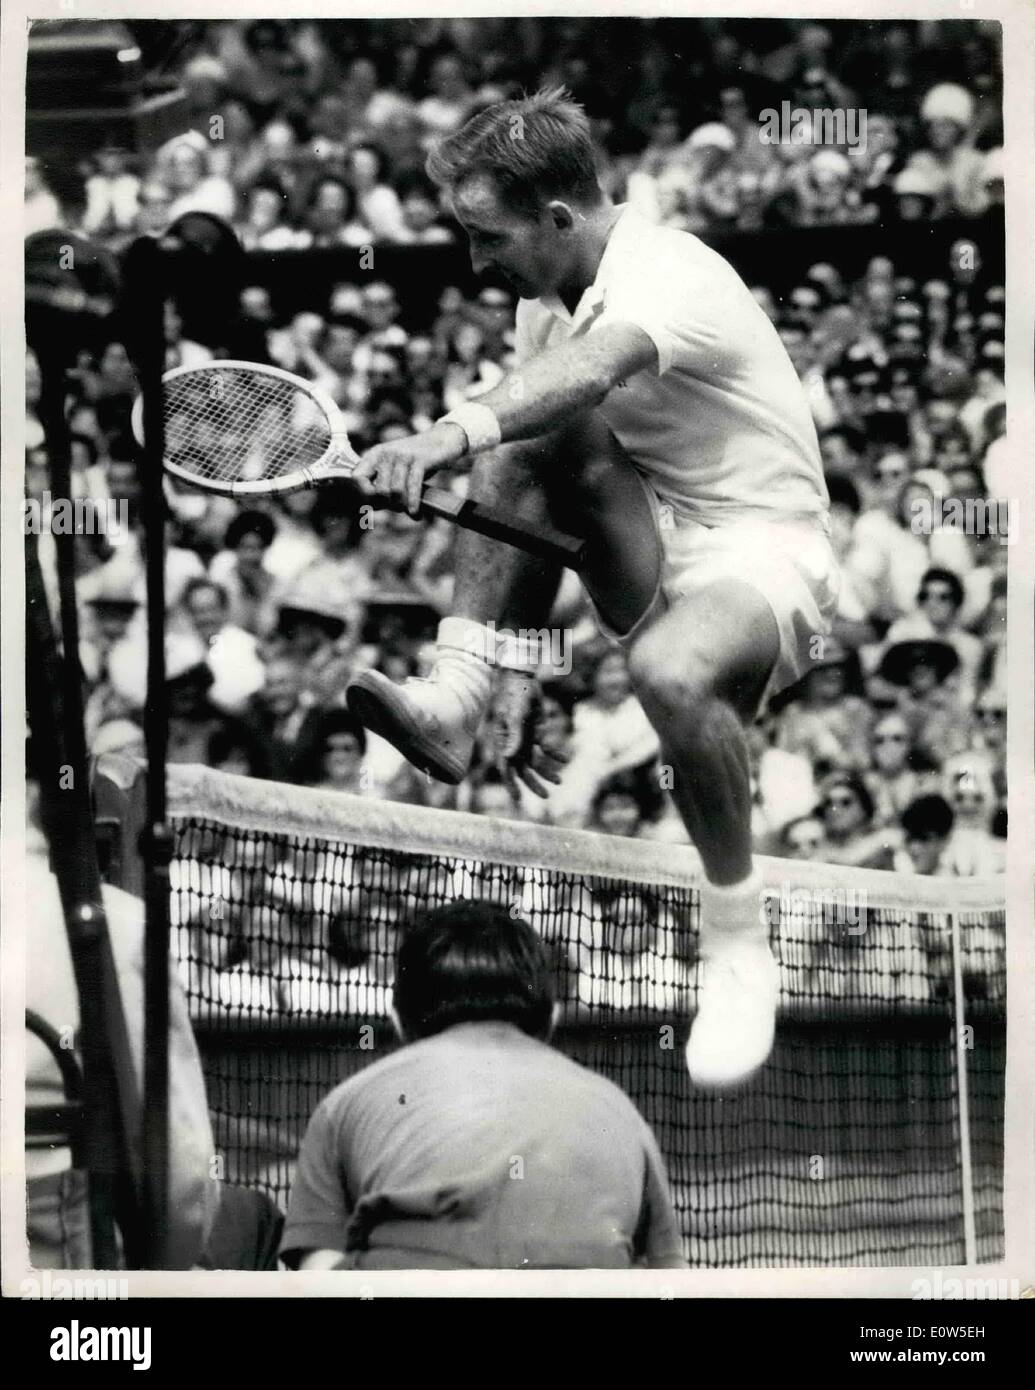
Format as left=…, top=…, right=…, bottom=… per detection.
left=628, top=637, right=717, bottom=721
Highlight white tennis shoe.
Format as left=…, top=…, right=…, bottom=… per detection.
left=347, top=659, right=487, bottom=784
left=685, top=931, right=781, bottom=1089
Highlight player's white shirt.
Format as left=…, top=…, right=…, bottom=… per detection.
left=515, top=205, right=829, bottom=528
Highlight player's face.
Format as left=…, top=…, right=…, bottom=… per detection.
left=452, top=177, right=569, bottom=301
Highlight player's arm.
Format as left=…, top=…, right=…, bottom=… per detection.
left=471, top=321, right=659, bottom=442
left=351, top=322, right=658, bottom=514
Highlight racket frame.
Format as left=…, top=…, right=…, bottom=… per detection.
left=130, top=359, right=357, bottom=498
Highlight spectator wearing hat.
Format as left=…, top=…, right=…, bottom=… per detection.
left=795, top=150, right=865, bottom=227
left=816, top=771, right=892, bottom=869
left=891, top=163, right=939, bottom=222
left=878, top=638, right=969, bottom=768
left=902, top=84, right=989, bottom=218
left=209, top=510, right=279, bottom=636
left=272, top=571, right=355, bottom=709
left=880, top=567, right=983, bottom=704
left=773, top=640, right=873, bottom=775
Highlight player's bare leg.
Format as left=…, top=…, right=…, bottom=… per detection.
left=348, top=414, right=662, bottom=781
left=626, top=584, right=783, bottom=1087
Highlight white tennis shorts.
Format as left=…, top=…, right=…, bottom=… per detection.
left=599, top=486, right=841, bottom=705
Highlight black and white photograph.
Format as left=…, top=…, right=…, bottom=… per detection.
left=2, top=0, right=1032, bottom=1336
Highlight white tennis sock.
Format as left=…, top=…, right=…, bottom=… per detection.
left=699, top=867, right=766, bottom=945
left=433, top=616, right=495, bottom=712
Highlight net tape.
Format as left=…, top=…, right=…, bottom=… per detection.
left=164, top=766, right=1006, bottom=1267
left=164, top=367, right=333, bottom=484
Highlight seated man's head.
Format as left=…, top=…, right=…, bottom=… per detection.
left=392, top=900, right=556, bottom=1042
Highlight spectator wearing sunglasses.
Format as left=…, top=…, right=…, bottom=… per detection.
left=864, top=712, right=941, bottom=829
left=816, top=771, right=893, bottom=869
left=881, top=567, right=983, bottom=703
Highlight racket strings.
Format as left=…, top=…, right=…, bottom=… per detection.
left=164, top=368, right=334, bottom=484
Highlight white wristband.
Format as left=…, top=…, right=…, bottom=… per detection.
left=438, top=402, right=502, bottom=455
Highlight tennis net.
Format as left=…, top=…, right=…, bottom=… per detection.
left=97, top=758, right=1007, bottom=1268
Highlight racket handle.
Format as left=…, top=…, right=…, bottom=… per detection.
left=420, top=485, right=587, bottom=569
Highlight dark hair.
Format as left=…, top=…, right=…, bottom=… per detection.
left=820, top=772, right=875, bottom=823
left=901, top=793, right=955, bottom=840
left=225, top=509, right=276, bottom=549
left=919, top=566, right=964, bottom=608
left=295, top=707, right=366, bottom=784
left=310, top=488, right=358, bottom=537
left=826, top=471, right=861, bottom=514
left=393, top=899, right=555, bottom=1040
left=426, top=87, right=603, bottom=218
left=591, top=766, right=662, bottom=824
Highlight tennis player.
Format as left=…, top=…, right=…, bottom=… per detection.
left=346, top=90, right=840, bottom=1087
left=279, top=900, right=686, bottom=1270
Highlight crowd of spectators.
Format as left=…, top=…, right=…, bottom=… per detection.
left=25, top=18, right=1008, bottom=885
left=26, top=17, right=1004, bottom=248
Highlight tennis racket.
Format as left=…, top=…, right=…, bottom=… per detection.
left=130, top=360, right=586, bottom=568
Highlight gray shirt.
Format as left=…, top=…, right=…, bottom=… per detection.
left=281, top=1020, right=686, bottom=1269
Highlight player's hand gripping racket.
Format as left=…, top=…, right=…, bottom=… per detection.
left=131, top=360, right=586, bottom=568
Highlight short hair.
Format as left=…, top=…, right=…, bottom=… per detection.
left=224, top=509, right=276, bottom=550
left=426, top=87, right=603, bottom=218
left=901, top=794, right=954, bottom=840
left=393, top=900, right=555, bottom=1040
left=919, top=567, right=964, bottom=608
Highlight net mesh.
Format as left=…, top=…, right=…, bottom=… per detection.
left=158, top=765, right=1005, bottom=1268
left=162, top=366, right=335, bottom=485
